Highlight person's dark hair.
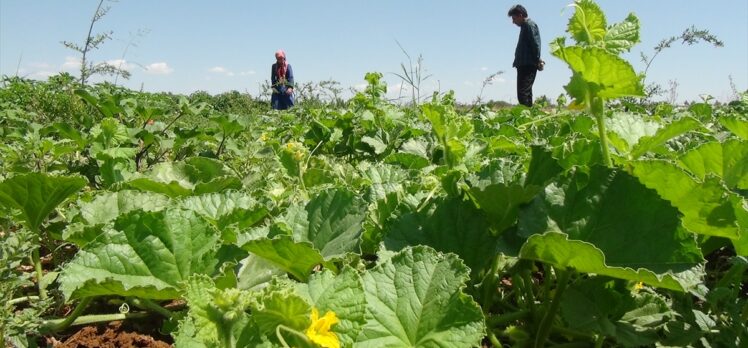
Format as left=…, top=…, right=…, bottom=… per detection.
left=508, top=4, right=528, bottom=17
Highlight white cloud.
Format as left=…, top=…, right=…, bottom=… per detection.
left=352, top=83, right=368, bottom=92
left=208, top=66, right=229, bottom=74
left=239, top=70, right=256, bottom=76
left=33, top=71, right=56, bottom=78
left=481, top=67, right=488, bottom=71
left=61, top=56, right=81, bottom=71
left=145, top=62, right=173, bottom=75
left=106, top=59, right=134, bottom=70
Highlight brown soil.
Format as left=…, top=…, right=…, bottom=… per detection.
left=48, top=321, right=172, bottom=348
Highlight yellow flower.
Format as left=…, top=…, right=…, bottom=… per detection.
left=305, top=308, right=340, bottom=348
left=634, top=282, right=644, bottom=291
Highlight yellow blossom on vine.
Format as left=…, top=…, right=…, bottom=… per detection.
left=305, top=308, right=340, bottom=348
left=634, top=282, right=644, bottom=291
left=260, top=133, right=268, bottom=142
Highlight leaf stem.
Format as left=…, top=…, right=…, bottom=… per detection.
left=43, top=311, right=150, bottom=332
left=590, top=97, right=612, bottom=167
left=9, top=296, right=40, bottom=306
left=481, top=253, right=503, bottom=313
left=44, top=297, right=93, bottom=333
left=130, top=298, right=172, bottom=318
left=534, top=267, right=571, bottom=348
left=31, top=247, right=46, bottom=300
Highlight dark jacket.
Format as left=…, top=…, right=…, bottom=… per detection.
left=513, top=18, right=541, bottom=68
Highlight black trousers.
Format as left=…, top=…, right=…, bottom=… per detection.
left=516, top=66, right=538, bottom=107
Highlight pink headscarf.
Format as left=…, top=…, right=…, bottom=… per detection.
left=275, top=50, right=288, bottom=79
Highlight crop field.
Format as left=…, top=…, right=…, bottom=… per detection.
left=1, top=1, right=746, bottom=347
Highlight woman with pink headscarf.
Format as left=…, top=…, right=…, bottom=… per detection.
left=271, top=49, right=295, bottom=110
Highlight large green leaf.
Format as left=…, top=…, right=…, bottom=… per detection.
left=520, top=233, right=699, bottom=291
left=605, top=112, right=660, bottom=154
left=632, top=160, right=743, bottom=240
left=568, top=0, right=607, bottom=45
left=629, top=117, right=703, bottom=159
left=719, top=116, right=748, bottom=140
left=58, top=208, right=221, bottom=300
left=468, top=183, right=541, bottom=234
left=296, top=268, right=366, bottom=347
left=518, top=166, right=703, bottom=289
left=78, top=190, right=170, bottom=226
left=0, top=173, right=86, bottom=232
left=385, top=196, right=501, bottom=279
left=127, top=158, right=241, bottom=198
left=241, top=236, right=325, bottom=282
left=603, top=13, right=640, bottom=53
left=553, top=46, right=644, bottom=104
left=678, top=140, right=748, bottom=190
left=180, top=191, right=269, bottom=229
left=253, top=287, right=311, bottom=336
left=299, top=188, right=367, bottom=259
left=356, top=246, right=485, bottom=347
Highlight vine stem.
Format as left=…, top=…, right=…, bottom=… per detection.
left=43, top=311, right=150, bottom=331
left=44, top=297, right=93, bottom=333
left=9, top=296, right=40, bottom=306
left=130, top=298, right=172, bottom=318
left=31, top=247, right=46, bottom=300
left=590, top=97, right=612, bottom=167
left=534, top=267, right=571, bottom=348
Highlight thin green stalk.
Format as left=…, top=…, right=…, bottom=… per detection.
left=481, top=254, right=503, bottom=313
left=9, top=296, right=39, bottom=306
left=487, top=309, right=531, bottom=327
left=130, top=298, right=172, bottom=318
left=534, top=268, right=571, bottom=348
left=590, top=97, right=612, bottom=167
left=43, top=311, right=149, bottom=330
left=31, top=248, right=46, bottom=300
left=488, top=331, right=502, bottom=347
left=46, top=297, right=93, bottom=333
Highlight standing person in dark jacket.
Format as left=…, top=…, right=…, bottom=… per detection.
left=271, top=49, right=294, bottom=110
left=508, top=5, right=541, bottom=107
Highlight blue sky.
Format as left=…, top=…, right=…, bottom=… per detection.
left=1, top=0, right=746, bottom=104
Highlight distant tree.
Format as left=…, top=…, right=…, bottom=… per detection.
left=62, top=0, right=130, bottom=85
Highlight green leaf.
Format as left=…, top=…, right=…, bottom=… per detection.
left=568, top=0, right=607, bottom=45
left=553, top=46, right=644, bottom=104
left=127, top=159, right=241, bottom=197
left=720, top=116, right=748, bottom=140
left=519, top=166, right=704, bottom=290
left=180, top=191, right=268, bottom=229
left=678, top=140, right=748, bottom=190
left=385, top=196, right=501, bottom=279
left=241, top=235, right=325, bottom=282
left=603, top=13, right=640, bottom=53
left=0, top=173, right=86, bottom=232
left=78, top=190, right=170, bottom=226
left=301, top=188, right=367, bottom=259
left=58, top=208, right=221, bottom=300
left=520, top=233, right=695, bottom=291
left=356, top=246, right=485, bottom=347
left=632, top=160, right=743, bottom=240
left=468, top=183, right=541, bottom=234
left=296, top=268, right=366, bottom=347
left=253, top=287, right=311, bottom=335
left=606, top=112, right=660, bottom=154
left=630, top=117, right=703, bottom=159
